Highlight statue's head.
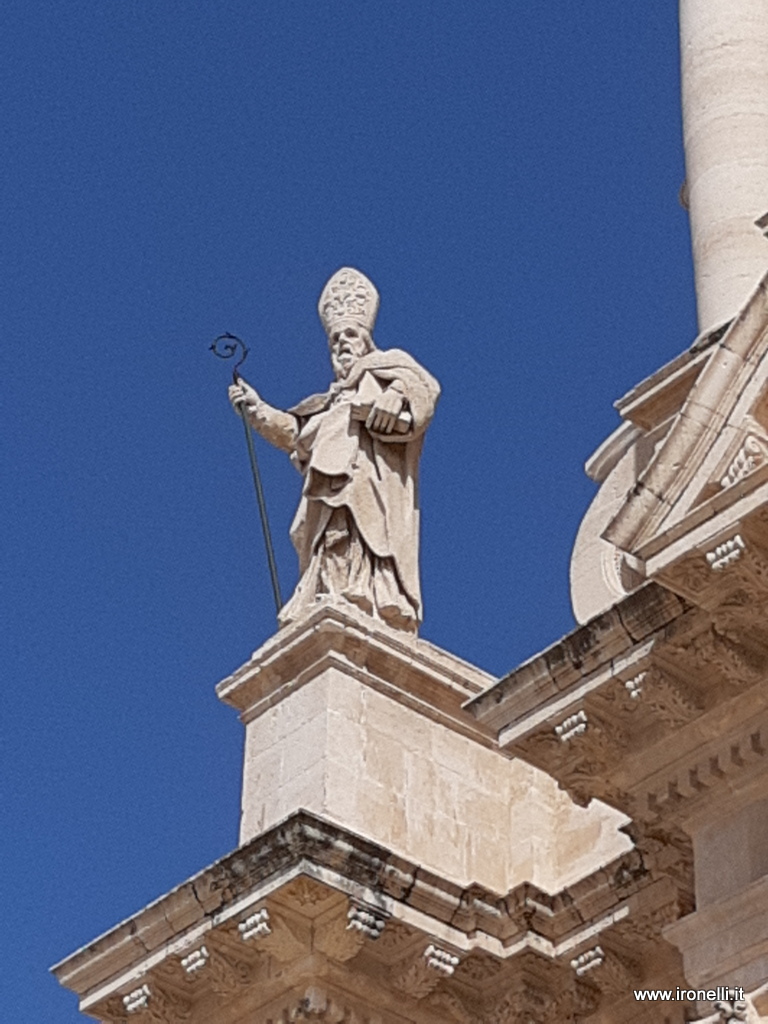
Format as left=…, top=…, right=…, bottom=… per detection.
left=318, top=267, right=379, bottom=378
left=327, top=324, right=374, bottom=379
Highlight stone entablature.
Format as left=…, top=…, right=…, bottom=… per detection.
left=468, top=529, right=768, bottom=830
left=50, top=811, right=687, bottom=1024
left=470, top=509, right=768, bottom=1014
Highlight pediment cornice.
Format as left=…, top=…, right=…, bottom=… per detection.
left=604, top=271, right=768, bottom=571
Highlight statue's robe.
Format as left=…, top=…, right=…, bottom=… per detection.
left=250, top=348, right=440, bottom=631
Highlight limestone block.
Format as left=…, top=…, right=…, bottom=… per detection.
left=693, top=796, right=768, bottom=908
left=664, top=873, right=768, bottom=995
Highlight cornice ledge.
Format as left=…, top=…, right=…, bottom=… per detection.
left=607, top=272, right=768, bottom=559
left=216, top=601, right=495, bottom=722
left=466, top=582, right=688, bottom=734
left=51, top=811, right=660, bottom=1008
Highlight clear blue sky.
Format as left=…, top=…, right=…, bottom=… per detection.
left=1, top=2, right=694, bottom=1019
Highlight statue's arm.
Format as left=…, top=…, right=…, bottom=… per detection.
left=364, top=362, right=440, bottom=443
left=228, top=379, right=299, bottom=453
left=364, top=378, right=409, bottom=439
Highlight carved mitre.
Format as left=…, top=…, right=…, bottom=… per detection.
left=318, top=267, right=380, bottom=336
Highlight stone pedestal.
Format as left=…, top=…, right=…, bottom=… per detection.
left=217, top=600, right=632, bottom=896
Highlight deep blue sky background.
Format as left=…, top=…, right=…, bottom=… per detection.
left=1, top=2, right=695, bottom=1019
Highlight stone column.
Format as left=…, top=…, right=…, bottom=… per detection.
left=680, top=0, right=768, bottom=333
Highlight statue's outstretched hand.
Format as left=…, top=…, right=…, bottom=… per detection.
left=229, top=377, right=261, bottom=417
left=366, top=387, right=404, bottom=435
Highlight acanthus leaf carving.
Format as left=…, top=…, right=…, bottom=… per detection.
left=485, top=980, right=573, bottom=1024
left=520, top=711, right=628, bottom=808
left=283, top=876, right=336, bottom=908
left=688, top=625, right=767, bottom=689
left=369, top=917, right=414, bottom=956
left=458, top=954, right=503, bottom=984
left=204, top=944, right=253, bottom=996
left=590, top=664, right=702, bottom=730
left=425, top=989, right=481, bottom=1024
left=712, top=583, right=768, bottom=638
left=556, top=980, right=601, bottom=1023
left=248, top=907, right=306, bottom=963
left=392, top=944, right=460, bottom=999
left=99, top=995, right=129, bottom=1024
left=619, top=900, right=681, bottom=943
left=313, top=910, right=366, bottom=963
left=560, top=713, right=626, bottom=774
left=659, top=556, right=714, bottom=603
left=622, top=822, right=694, bottom=913
left=268, top=985, right=372, bottom=1022
left=640, top=665, right=703, bottom=728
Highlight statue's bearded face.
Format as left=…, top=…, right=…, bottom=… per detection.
left=329, top=326, right=369, bottom=379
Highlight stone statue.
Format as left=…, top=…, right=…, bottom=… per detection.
left=229, top=267, right=440, bottom=633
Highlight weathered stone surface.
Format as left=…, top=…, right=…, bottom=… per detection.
left=51, top=811, right=685, bottom=1024
left=215, top=603, right=631, bottom=896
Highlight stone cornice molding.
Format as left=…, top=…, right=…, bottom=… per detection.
left=465, top=582, right=688, bottom=735
left=605, top=270, right=768, bottom=568
left=216, top=602, right=495, bottom=744
left=51, top=812, right=677, bottom=1023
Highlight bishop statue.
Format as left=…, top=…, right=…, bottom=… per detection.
left=229, top=267, right=440, bottom=633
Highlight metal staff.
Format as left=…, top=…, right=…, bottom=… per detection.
left=210, top=332, right=283, bottom=614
